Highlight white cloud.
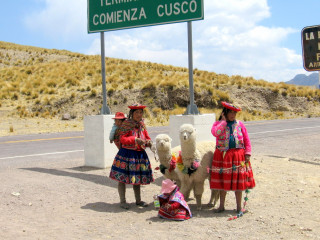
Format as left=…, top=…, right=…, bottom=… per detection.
left=86, top=33, right=191, bottom=67
left=24, top=0, right=88, bottom=41
left=24, top=0, right=305, bottom=82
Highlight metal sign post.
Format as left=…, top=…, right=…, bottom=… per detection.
left=185, top=21, right=199, bottom=114
left=100, top=32, right=111, bottom=114
left=88, top=0, right=204, bottom=115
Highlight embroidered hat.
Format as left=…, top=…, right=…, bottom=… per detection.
left=161, top=179, right=177, bottom=194
left=112, top=112, right=127, bottom=119
left=221, top=101, right=241, bottom=112
left=128, top=103, right=146, bottom=110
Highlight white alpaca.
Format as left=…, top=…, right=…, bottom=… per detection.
left=176, top=124, right=219, bottom=210
left=154, top=134, right=181, bottom=187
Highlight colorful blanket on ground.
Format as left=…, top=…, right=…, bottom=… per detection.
left=158, top=187, right=192, bottom=220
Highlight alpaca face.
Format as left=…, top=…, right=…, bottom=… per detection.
left=179, top=124, right=196, bottom=142
left=155, top=134, right=172, bottom=151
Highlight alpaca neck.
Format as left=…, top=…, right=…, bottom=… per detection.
left=157, top=149, right=172, bottom=167
left=181, top=139, right=197, bottom=166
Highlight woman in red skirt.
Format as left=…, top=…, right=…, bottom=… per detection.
left=210, top=101, right=255, bottom=213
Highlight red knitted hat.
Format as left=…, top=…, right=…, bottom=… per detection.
left=112, top=112, right=127, bottom=119
left=221, top=101, right=241, bottom=112
left=128, top=103, right=146, bottom=110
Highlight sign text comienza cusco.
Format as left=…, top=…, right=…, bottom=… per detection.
left=87, top=0, right=204, bottom=33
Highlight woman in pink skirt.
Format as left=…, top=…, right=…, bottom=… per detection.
left=210, top=101, right=255, bottom=213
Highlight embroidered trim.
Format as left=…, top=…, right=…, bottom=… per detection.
left=159, top=155, right=177, bottom=174
left=174, top=152, right=200, bottom=176
left=207, top=161, right=249, bottom=174
left=159, top=164, right=167, bottom=174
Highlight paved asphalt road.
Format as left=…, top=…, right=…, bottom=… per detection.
left=0, top=118, right=319, bottom=167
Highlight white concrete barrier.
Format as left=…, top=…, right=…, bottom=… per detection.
left=169, top=114, right=216, bottom=147
left=84, top=114, right=216, bottom=168
left=84, top=115, right=118, bottom=168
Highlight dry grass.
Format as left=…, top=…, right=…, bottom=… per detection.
left=1, top=41, right=320, bottom=135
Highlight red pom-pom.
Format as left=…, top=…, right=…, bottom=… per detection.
left=246, top=182, right=251, bottom=187
left=155, top=167, right=160, bottom=170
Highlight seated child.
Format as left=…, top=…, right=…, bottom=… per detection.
left=158, top=179, right=192, bottom=221
left=109, top=112, right=127, bottom=149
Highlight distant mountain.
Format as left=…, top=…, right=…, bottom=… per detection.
left=286, top=73, right=318, bottom=87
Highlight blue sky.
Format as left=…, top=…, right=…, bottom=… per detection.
left=0, top=0, right=319, bottom=82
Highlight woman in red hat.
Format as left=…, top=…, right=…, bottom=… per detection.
left=210, top=101, right=255, bottom=213
left=109, top=104, right=154, bottom=209
left=109, top=112, right=127, bottom=149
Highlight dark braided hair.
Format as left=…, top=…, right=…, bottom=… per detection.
left=218, top=107, right=232, bottom=121
left=128, top=109, right=144, bottom=119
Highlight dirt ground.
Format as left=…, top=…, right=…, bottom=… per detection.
left=0, top=147, right=319, bottom=240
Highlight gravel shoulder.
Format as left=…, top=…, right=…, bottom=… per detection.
left=0, top=149, right=319, bottom=239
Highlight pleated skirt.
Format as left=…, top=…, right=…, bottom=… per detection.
left=210, top=148, right=255, bottom=191
left=109, top=148, right=154, bottom=185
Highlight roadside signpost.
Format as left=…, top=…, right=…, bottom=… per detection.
left=88, top=0, right=204, bottom=114
left=88, top=0, right=203, bottom=33
left=301, top=25, right=320, bottom=89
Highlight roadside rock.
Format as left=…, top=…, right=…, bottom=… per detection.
left=61, top=113, right=71, bottom=120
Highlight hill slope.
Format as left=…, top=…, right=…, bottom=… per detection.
left=286, top=73, right=319, bottom=87
left=1, top=41, right=320, bottom=135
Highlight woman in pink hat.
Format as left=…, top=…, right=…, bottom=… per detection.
left=157, top=179, right=192, bottom=220
left=109, top=112, right=127, bottom=149
left=109, top=104, right=154, bottom=209
left=210, top=101, right=255, bottom=214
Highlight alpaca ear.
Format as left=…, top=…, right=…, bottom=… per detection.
left=169, top=137, right=172, bottom=142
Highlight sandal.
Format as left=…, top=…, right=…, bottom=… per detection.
left=136, top=201, right=149, bottom=207
left=120, top=202, right=130, bottom=210
left=214, top=208, right=225, bottom=213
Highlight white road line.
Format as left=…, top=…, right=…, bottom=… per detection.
left=250, top=125, right=320, bottom=135
left=1, top=125, right=319, bottom=160
left=0, top=150, right=84, bottom=160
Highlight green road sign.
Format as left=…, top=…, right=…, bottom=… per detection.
left=88, top=0, right=204, bottom=33
left=302, top=25, right=320, bottom=71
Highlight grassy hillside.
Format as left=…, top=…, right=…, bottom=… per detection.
left=1, top=40, right=320, bottom=133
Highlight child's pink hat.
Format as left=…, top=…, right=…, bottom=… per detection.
left=112, top=112, right=127, bottom=119
left=161, top=179, right=177, bottom=194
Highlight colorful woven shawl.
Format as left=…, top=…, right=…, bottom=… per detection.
left=119, top=119, right=147, bottom=149
left=119, top=119, right=146, bottom=134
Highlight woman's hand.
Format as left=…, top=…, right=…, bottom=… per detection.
left=245, top=154, right=251, bottom=163
left=145, top=140, right=152, bottom=148
left=136, top=138, right=146, bottom=146
left=220, top=112, right=226, bottom=121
